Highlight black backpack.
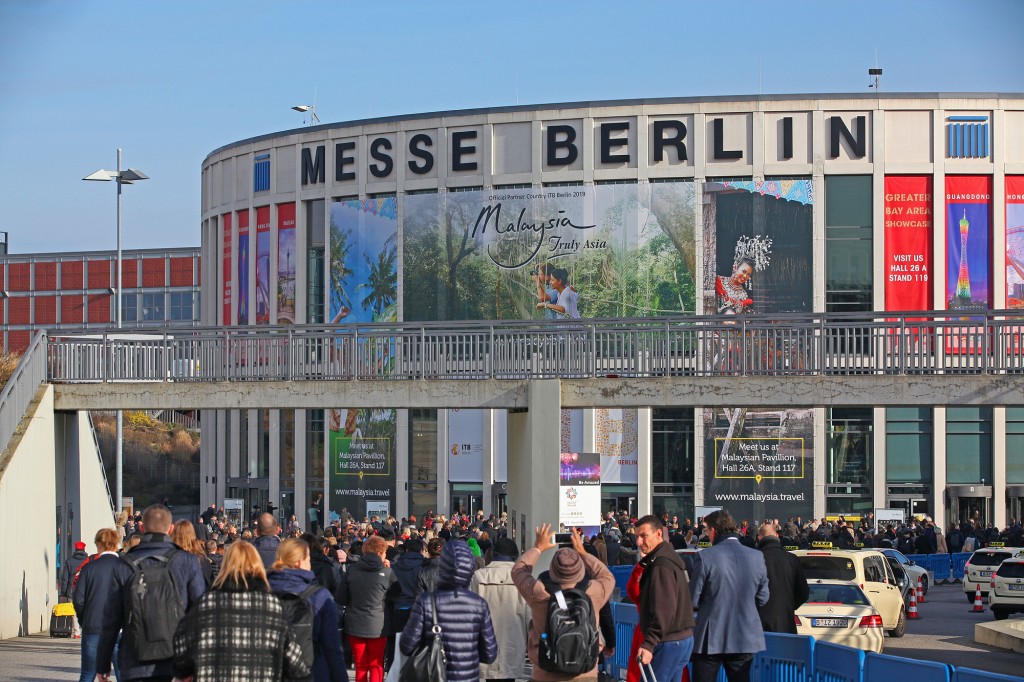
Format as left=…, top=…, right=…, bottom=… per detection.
left=537, top=574, right=600, bottom=675
left=122, top=549, right=185, bottom=662
left=278, top=583, right=322, bottom=679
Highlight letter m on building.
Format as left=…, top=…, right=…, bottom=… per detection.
left=302, top=145, right=326, bottom=185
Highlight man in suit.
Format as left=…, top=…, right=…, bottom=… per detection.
left=689, top=509, right=770, bottom=682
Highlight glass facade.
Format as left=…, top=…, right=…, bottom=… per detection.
left=946, top=407, right=992, bottom=484
left=306, top=409, right=325, bottom=513
left=825, top=176, right=873, bottom=313
left=826, top=408, right=873, bottom=515
left=1008, top=408, right=1024, bottom=484
left=886, top=408, right=933, bottom=483
left=408, top=409, right=438, bottom=516
left=306, top=199, right=325, bottom=324
left=652, top=408, right=694, bottom=519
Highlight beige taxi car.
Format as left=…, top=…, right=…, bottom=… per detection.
left=988, top=556, right=1024, bottom=620
left=792, top=546, right=906, bottom=637
left=795, top=579, right=885, bottom=653
left=963, top=545, right=1024, bottom=602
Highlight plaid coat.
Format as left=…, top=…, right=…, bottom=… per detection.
left=173, top=580, right=310, bottom=682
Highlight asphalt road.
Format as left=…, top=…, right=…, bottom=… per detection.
left=1, top=585, right=1020, bottom=681
left=881, top=582, right=1022, bottom=677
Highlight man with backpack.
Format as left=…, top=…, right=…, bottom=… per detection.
left=512, top=524, right=614, bottom=681
left=95, top=504, right=205, bottom=682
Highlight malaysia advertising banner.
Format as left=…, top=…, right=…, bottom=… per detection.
left=277, top=203, right=296, bottom=324
left=402, top=182, right=697, bottom=322
left=701, top=179, right=815, bottom=521
left=255, top=206, right=271, bottom=325
left=559, top=452, right=601, bottom=528
left=237, top=210, right=249, bottom=325
left=328, top=197, right=398, bottom=519
left=1007, top=176, right=1024, bottom=309
left=945, top=176, right=992, bottom=314
left=448, top=408, right=483, bottom=483
left=221, top=213, right=232, bottom=326
left=884, top=176, right=933, bottom=311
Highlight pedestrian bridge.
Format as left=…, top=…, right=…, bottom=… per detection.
left=42, top=310, right=1024, bottom=410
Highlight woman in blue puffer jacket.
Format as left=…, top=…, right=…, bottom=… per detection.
left=268, top=538, right=348, bottom=682
left=400, top=540, right=497, bottom=682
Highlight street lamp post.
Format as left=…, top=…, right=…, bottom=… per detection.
left=84, top=149, right=149, bottom=513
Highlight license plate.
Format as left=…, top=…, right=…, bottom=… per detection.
left=979, top=571, right=993, bottom=577
left=1009, top=584, right=1024, bottom=591
left=811, top=618, right=849, bottom=628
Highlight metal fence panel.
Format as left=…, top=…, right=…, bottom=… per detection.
left=863, top=652, right=951, bottom=682
left=811, top=641, right=864, bottom=682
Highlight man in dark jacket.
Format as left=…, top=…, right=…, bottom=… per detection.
left=635, top=515, right=695, bottom=681
left=756, top=524, right=809, bottom=634
left=61, top=541, right=90, bottom=601
left=73, top=528, right=121, bottom=682
left=252, top=513, right=282, bottom=569
left=96, top=504, right=206, bottom=682
left=400, top=540, right=497, bottom=682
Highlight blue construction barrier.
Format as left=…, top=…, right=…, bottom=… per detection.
left=928, top=554, right=952, bottom=582
left=757, top=633, right=813, bottom=682
left=860, top=652, right=951, bottom=682
left=610, top=564, right=632, bottom=598
left=609, top=602, right=637, bottom=679
left=952, top=551, right=972, bottom=581
left=813, top=641, right=864, bottom=682
left=953, top=667, right=1023, bottom=682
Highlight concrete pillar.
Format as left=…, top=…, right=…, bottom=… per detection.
left=481, top=409, right=495, bottom=511
left=813, top=407, right=826, bottom=521
left=993, top=407, right=1007, bottom=529
left=507, top=380, right=561, bottom=568
left=437, top=409, right=450, bottom=516
left=294, top=409, right=306, bottom=523
left=637, top=408, right=652, bottom=516
left=933, top=407, right=947, bottom=525
left=873, top=407, right=887, bottom=511
left=395, top=409, right=409, bottom=520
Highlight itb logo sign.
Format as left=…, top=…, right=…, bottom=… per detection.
left=947, top=115, right=989, bottom=159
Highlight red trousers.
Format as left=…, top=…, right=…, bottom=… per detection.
left=349, top=635, right=387, bottom=682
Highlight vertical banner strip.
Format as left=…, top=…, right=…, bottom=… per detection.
left=221, top=213, right=232, bottom=326
left=277, top=202, right=296, bottom=324
left=237, top=210, right=249, bottom=325
left=1007, top=176, right=1024, bottom=309
left=255, top=206, right=271, bottom=324
left=945, top=176, right=992, bottom=312
left=884, top=176, right=933, bottom=312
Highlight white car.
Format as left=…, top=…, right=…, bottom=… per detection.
left=988, top=557, right=1024, bottom=620
left=796, top=579, right=885, bottom=653
left=881, top=548, right=930, bottom=594
left=793, top=548, right=905, bottom=638
left=963, top=546, right=1024, bottom=602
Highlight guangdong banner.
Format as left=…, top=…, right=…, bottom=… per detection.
left=277, top=202, right=296, bottom=323
left=221, top=213, right=232, bottom=326
left=237, top=210, right=249, bottom=325
left=884, top=176, right=933, bottom=311
left=1007, top=176, right=1024, bottom=309
left=255, top=206, right=271, bottom=324
left=945, top=176, right=992, bottom=313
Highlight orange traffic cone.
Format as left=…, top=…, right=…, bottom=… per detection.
left=971, top=584, right=985, bottom=613
left=907, top=586, right=921, bottom=619
left=917, top=576, right=927, bottom=603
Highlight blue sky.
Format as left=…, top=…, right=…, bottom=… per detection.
left=1, top=0, right=1022, bottom=254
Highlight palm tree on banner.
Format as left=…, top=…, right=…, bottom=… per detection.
left=329, top=225, right=354, bottom=321
left=359, top=244, right=398, bottom=319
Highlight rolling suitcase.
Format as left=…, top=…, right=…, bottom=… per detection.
left=49, top=602, right=75, bottom=638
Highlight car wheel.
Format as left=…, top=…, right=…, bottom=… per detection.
left=888, top=607, right=907, bottom=638
left=921, top=575, right=929, bottom=595
left=993, top=608, right=1009, bottom=621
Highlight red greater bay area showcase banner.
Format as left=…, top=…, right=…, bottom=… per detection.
left=1007, top=176, right=1024, bottom=309
left=222, top=213, right=232, bottom=325
left=884, top=176, right=932, bottom=312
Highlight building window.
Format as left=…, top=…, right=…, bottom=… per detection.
left=256, top=409, right=270, bottom=478
left=1008, top=408, right=1024, bottom=484
left=141, top=292, right=165, bottom=321
left=946, top=407, right=992, bottom=484
left=239, top=409, right=249, bottom=478
left=120, top=292, right=138, bottom=322
left=827, top=408, right=872, bottom=485
left=306, top=409, right=325, bottom=492
left=169, top=291, right=196, bottom=321
left=886, top=408, right=932, bottom=483
left=652, top=409, right=694, bottom=484
left=408, top=409, right=437, bottom=516
left=825, top=176, right=872, bottom=313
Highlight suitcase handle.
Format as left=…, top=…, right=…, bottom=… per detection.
left=637, top=654, right=658, bottom=682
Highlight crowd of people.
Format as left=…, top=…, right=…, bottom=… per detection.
left=65, top=500, right=1017, bottom=682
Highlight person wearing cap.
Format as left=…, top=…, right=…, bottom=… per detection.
left=472, top=537, right=529, bottom=682
left=61, top=540, right=91, bottom=603
left=512, top=524, right=614, bottom=681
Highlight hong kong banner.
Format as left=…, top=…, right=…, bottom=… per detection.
left=1007, top=176, right=1024, bottom=309
left=884, top=176, right=933, bottom=311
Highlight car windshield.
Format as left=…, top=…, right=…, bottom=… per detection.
left=806, top=583, right=869, bottom=606
left=799, top=556, right=857, bottom=580
left=973, top=551, right=1012, bottom=567
left=886, top=550, right=909, bottom=564
left=996, top=562, right=1024, bottom=578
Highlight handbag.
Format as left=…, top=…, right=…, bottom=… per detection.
left=399, top=592, right=448, bottom=682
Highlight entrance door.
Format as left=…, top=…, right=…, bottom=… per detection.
left=602, top=496, right=634, bottom=517
left=951, top=496, right=991, bottom=527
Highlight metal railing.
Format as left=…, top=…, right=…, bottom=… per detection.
left=86, top=412, right=117, bottom=516
left=44, top=310, right=1024, bottom=384
left=1, top=331, right=49, bottom=455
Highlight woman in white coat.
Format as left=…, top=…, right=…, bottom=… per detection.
left=470, top=537, right=529, bottom=682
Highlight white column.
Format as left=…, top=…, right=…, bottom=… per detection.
left=437, top=409, right=450, bottom=516
left=269, top=409, right=280, bottom=517
left=813, top=407, right=827, bottom=521
left=993, top=407, right=1007, bottom=529
left=873, top=407, right=887, bottom=511
left=481, top=409, right=495, bottom=511
left=637, top=408, right=652, bottom=516
left=294, top=409, right=307, bottom=523
left=933, top=407, right=947, bottom=525
left=395, top=409, right=409, bottom=520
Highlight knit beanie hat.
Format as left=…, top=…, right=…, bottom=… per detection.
left=549, top=548, right=585, bottom=585
left=466, top=538, right=482, bottom=557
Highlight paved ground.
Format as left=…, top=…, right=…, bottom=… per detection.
left=1, top=584, right=1020, bottom=680
left=883, top=582, right=1022, bottom=677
